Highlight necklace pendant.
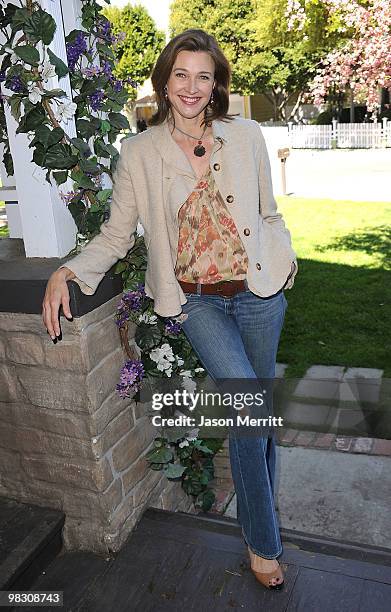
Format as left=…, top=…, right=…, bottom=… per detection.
left=194, top=141, right=206, bottom=157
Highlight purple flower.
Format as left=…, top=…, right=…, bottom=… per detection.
left=7, top=75, right=24, bottom=93
left=66, top=32, right=88, bottom=72
left=101, top=60, right=113, bottom=78
left=116, top=359, right=145, bottom=397
left=98, top=18, right=111, bottom=40
left=165, top=319, right=182, bottom=335
left=115, top=284, right=146, bottom=327
left=88, top=88, right=105, bottom=111
left=125, top=76, right=139, bottom=89
left=112, top=79, right=123, bottom=93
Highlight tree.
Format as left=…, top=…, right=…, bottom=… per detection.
left=102, top=3, right=166, bottom=101
left=296, top=0, right=391, bottom=118
left=169, top=0, right=354, bottom=122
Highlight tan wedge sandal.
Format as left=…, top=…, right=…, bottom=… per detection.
left=248, top=548, right=285, bottom=590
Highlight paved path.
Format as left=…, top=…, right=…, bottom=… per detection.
left=224, top=446, right=391, bottom=551
left=214, top=363, right=391, bottom=551
left=265, top=142, right=391, bottom=201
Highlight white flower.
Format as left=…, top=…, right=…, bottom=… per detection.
left=176, top=356, right=184, bottom=366
left=179, top=369, right=192, bottom=377
left=194, top=367, right=205, bottom=372
left=38, top=60, right=56, bottom=81
left=181, top=376, right=197, bottom=393
left=5, top=48, right=19, bottom=65
left=138, top=313, right=157, bottom=325
left=27, top=81, right=42, bottom=104
left=179, top=439, right=189, bottom=448
left=150, top=343, right=175, bottom=377
left=54, top=100, right=77, bottom=124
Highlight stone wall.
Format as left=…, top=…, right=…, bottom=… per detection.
left=0, top=295, right=196, bottom=555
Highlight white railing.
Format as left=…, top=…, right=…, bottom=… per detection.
left=287, top=118, right=390, bottom=149
left=289, top=124, right=332, bottom=149
left=336, top=122, right=383, bottom=148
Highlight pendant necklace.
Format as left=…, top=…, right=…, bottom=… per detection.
left=174, top=123, right=208, bottom=157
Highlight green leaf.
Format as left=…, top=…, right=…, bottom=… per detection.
left=32, top=143, right=46, bottom=166
left=70, top=169, right=96, bottom=190
left=42, top=88, right=67, bottom=99
left=145, top=447, right=173, bottom=464
left=9, top=96, right=22, bottom=121
left=47, top=48, right=69, bottom=78
left=135, top=323, right=162, bottom=351
left=79, top=158, right=100, bottom=174
left=93, top=138, right=110, bottom=159
left=100, top=120, right=111, bottom=135
left=13, top=44, right=40, bottom=66
left=164, top=463, right=186, bottom=479
left=114, top=261, right=127, bottom=274
left=70, top=137, right=91, bottom=154
left=96, top=42, right=115, bottom=60
left=76, top=119, right=96, bottom=139
left=24, top=8, right=56, bottom=45
left=53, top=171, right=68, bottom=186
left=45, top=144, right=78, bottom=170
left=196, top=489, right=215, bottom=512
left=96, top=189, right=112, bottom=203
left=33, top=125, right=64, bottom=150
left=16, top=105, right=46, bottom=134
left=3, top=150, right=14, bottom=177
left=10, top=7, right=29, bottom=32
left=108, top=112, right=130, bottom=131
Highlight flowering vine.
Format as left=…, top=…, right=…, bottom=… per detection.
left=0, top=0, right=136, bottom=247
left=113, top=238, right=223, bottom=511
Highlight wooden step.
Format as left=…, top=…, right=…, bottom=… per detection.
left=23, top=506, right=391, bottom=612
left=0, top=496, right=65, bottom=590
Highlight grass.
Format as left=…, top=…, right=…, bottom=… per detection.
left=276, top=197, right=391, bottom=377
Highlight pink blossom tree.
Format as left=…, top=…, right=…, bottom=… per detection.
left=286, top=0, right=391, bottom=119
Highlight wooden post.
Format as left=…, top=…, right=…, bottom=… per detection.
left=0, top=0, right=83, bottom=257
left=277, top=147, right=290, bottom=196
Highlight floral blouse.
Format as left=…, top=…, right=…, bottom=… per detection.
left=175, top=165, right=248, bottom=283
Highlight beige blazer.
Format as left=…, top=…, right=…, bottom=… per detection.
left=59, top=115, right=298, bottom=317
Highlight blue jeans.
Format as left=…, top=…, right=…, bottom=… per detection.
left=179, top=285, right=288, bottom=559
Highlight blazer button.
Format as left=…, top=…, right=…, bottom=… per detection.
left=226, top=194, right=234, bottom=203
left=243, top=228, right=250, bottom=236
left=213, top=163, right=220, bottom=171
left=256, top=262, right=262, bottom=270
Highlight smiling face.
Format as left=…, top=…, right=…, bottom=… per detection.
left=166, top=50, right=215, bottom=123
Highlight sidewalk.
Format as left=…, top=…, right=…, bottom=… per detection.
left=212, top=363, right=391, bottom=551
left=267, top=146, right=391, bottom=201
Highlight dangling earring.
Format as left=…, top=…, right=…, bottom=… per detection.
left=164, top=85, right=169, bottom=100
left=209, top=89, right=215, bottom=106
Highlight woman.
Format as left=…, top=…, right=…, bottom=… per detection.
left=43, top=29, right=298, bottom=590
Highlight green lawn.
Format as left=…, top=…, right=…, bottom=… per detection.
left=276, top=197, right=391, bottom=377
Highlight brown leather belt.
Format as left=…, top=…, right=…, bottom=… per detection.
left=178, top=279, right=247, bottom=297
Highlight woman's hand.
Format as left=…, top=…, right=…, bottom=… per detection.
left=42, top=267, right=75, bottom=340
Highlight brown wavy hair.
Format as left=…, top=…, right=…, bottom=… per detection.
left=148, top=29, right=235, bottom=127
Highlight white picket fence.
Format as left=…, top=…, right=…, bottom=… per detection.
left=288, top=119, right=390, bottom=149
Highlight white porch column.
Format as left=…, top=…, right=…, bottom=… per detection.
left=0, top=0, right=83, bottom=257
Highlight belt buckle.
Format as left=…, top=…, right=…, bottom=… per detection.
left=215, top=280, right=232, bottom=297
